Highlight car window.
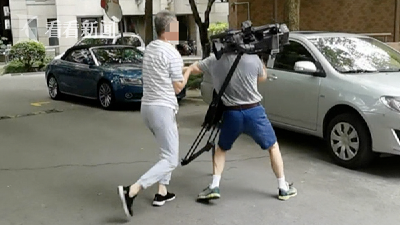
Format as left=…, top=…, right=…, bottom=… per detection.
left=65, top=49, right=94, bottom=65
left=272, top=40, right=316, bottom=72
left=115, top=36, right=142, bottom=48
left=90, top=47, right=143, bottom=66
left=309, top=36, right=400, bottom=73
left=77, top=38, right=113, bottom=45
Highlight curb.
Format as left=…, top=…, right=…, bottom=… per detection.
left=1, top=72, right=45, bottom=77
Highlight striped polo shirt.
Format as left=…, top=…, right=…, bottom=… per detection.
left=141, top=39, right=184, bottom=111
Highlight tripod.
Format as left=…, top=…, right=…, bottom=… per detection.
left=181, top=52, right=244, bottom=166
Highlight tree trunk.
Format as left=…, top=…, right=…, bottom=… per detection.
left=284, top=0, right=300, bottom=31
left=188, top=0, right=216, bottom=59
left=199, top=25, right=211, bottom=59
left=144, top=0, right=153, bottom=45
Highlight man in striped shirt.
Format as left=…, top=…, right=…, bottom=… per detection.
left=118, top=10, right=190, bottom=217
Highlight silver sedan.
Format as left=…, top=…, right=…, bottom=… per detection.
left=201, top=32, right=400, bottom=169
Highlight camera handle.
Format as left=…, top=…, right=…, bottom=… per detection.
left=181, top=52, right=244, bottom=166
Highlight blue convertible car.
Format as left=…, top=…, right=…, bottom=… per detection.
left=45, top=44, right=186, bottom=109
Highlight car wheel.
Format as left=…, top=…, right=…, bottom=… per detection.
left=47, top=75, right=61, bottom=100
left=98, top=81, right=115, bottom=110
left=326, top=113, right=376, bottom=169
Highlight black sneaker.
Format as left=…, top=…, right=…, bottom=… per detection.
left=117, top=185, right=137, bottom=217
left=152, top=192, right=176, bottom=206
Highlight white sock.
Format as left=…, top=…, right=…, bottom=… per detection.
left=210, top=175, right=221, bottom=189
left=278, top=177, right=289, bottom=191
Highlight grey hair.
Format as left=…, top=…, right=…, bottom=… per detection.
left=154, top=10, right=177, bottom=37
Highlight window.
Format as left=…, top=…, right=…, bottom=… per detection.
left=65, top=49, right=93, bottom=65
left=77, top=38, right=113, bottom=45
left=77, top=17, right=103, bottom=39
left=26, top=18, right=38, bottom=41
left=47, top=18, right=59, bottom=46
left=273, top=41, right=316, bottom=72
left=115, top=36, right=142, bottom=48
left=91, top=47, right=143, bottom=66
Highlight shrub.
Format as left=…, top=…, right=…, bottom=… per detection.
left=8, top=40, right=46, bottom=72
left=3, top=56, right=53, bottom=75
left=187, top=73, right=202, bottom=90
left=208, top=22, right=229, bottom=37
left=3, top=60, right=27, bottom=74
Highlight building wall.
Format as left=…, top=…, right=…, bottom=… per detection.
left=229, top=0, right=396, bottom=42
left=9, top=0, right=229, bottom=54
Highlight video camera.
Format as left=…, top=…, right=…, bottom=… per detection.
left=181, top=20, right=290, bottom=166
left=210, top=20, right=290, bottom=60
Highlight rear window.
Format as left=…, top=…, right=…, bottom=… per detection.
left=77, top=38, right=114, bottom=45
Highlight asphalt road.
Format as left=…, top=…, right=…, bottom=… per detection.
left=1, top=73, right=400, bottom=225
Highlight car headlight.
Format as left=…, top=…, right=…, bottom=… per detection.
left=380, top=96, right=400, bottom=112
left=120, top=77, right=142, bottom=85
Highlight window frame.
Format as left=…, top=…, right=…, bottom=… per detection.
left=270, top=39, right=325, bottom=76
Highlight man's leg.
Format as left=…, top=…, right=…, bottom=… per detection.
left=244, top=105, right=297, bottom=200
left=118, top=105, right=179, bottom=216
left=197, top=109, right=243, bottom=200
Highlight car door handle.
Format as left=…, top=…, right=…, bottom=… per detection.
left=268, top=74, right=278, bottom=81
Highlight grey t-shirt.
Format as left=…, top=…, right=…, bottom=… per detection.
left=198, top=53, right=264, bottom=106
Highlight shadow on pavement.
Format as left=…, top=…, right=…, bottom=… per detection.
left=59, top=95, right=141, bottom=111
left=273, top=127, right=400, bottom=178
left=58, top=95, right=199, bottom=112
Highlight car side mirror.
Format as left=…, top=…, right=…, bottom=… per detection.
left=294, top=61, right=317, bottom=73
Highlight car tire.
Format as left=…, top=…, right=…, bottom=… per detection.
left=98, top=81, right=115, bottom=110
left=47, top=75, right=61, bottom=100
left=326, top=113, right=376, bottom=169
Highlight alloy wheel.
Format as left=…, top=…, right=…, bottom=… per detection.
left=48, top=77, right=58, bottom=99
left=99, top=83, right=112, bottom=108
left=330, top=122, right=360, bottom=161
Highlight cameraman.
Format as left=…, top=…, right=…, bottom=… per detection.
left=184, top=52, right=297, bottom=201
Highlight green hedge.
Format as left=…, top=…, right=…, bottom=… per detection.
left=187, top=73, right=202, bottom=90
left=2, top=40, right=53, bottom=75
left=3, top=56, right=53, bottom=74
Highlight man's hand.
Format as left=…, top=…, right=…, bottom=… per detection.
left=172, top=66, right=194, bottom=94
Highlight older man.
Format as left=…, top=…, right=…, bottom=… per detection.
left=117, top=10, right=190, bottom=217
left=184, top=52, right=297, bottom=201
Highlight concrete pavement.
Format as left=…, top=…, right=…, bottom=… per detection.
left=1, top=73, right=400, bottom=225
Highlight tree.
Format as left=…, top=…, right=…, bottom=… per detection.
left=188, top=0, right=216, bottom=59
left=144, top=0, right=153, bottom=45
left=284, top=0, right=300, bottom=31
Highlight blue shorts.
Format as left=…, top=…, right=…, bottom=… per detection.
left=218, top=104, right=277, bottom=151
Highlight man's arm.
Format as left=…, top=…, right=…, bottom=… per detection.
left=170, top=56, right=187, bottom=94
left=183, top=62, right=203, bottom=77
left=257, top=59, right=268, bottom=82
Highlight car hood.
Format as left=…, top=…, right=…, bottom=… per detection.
left=346, top=72, right=400, bottom=96
left=103, top=64, right=142, bottom=78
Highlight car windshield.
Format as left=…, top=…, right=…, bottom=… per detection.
left=90, top=47, right=143, bottom=66
left=78, top=38, right=114, bottom=45
left=309, top=36, right=400, bottom=73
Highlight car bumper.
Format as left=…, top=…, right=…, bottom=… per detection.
left=363, top=108, right=400, bottom=155
left=113, top=84, right=143, bottom=102
left=113, top=85, right=187, bottom=103
left=177, top=87, right=186, bottom=100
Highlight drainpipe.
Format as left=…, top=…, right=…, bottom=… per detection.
left=231, top=2, right=250, bottom=21
left=395, top=0, right=400, bottom=41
